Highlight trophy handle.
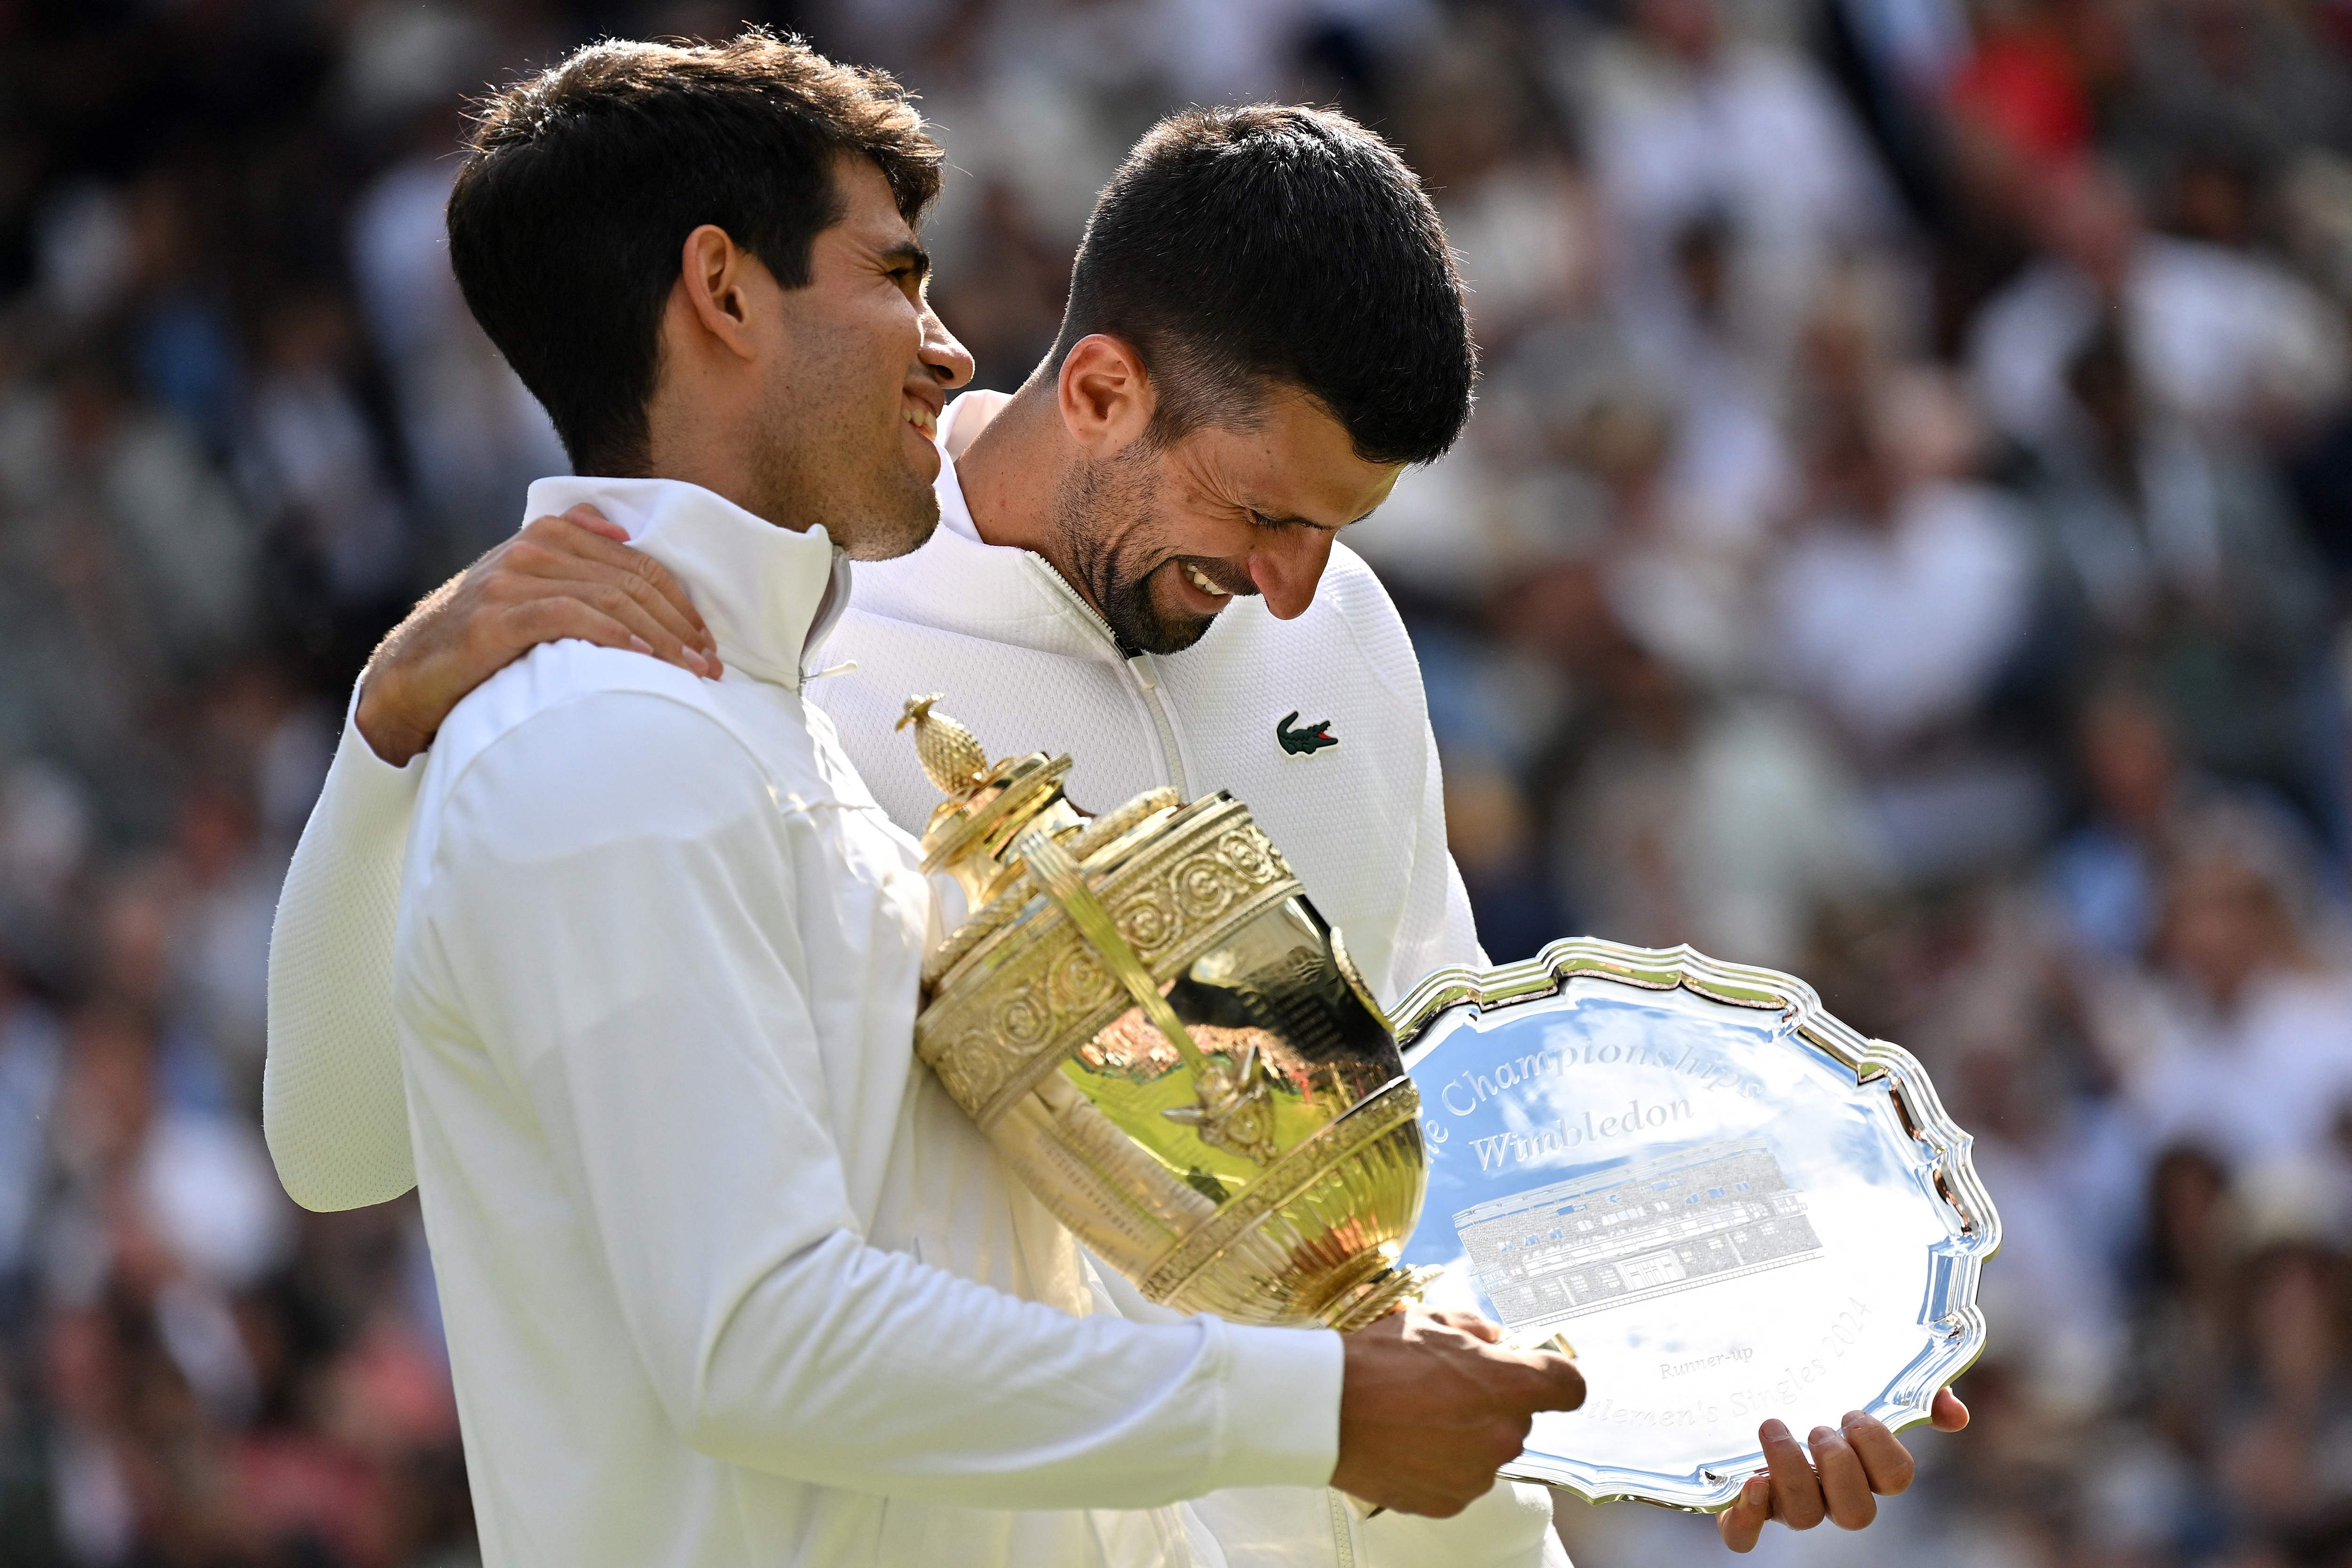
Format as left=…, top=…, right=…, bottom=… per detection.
left=1012, top=827, right=1280, bottom=1164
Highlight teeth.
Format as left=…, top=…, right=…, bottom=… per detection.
left=1184, top=562, right=1230, bottom=598
left=905, top=404, right=938, bottom=437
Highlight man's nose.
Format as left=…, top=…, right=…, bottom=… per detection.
left=1247, top=528, right=1335, bottom=620
left=919, top=302, right=975, bottom=390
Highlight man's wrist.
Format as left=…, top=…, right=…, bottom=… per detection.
left=353, top=673, right=431, bottom=767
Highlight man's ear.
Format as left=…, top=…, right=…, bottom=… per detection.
left=674, top=223, right=763, bottom=363
left=1056, top=334, right=1154, bottom=453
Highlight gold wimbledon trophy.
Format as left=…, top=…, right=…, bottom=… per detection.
left=898, top=695, right=1430, bottom=1331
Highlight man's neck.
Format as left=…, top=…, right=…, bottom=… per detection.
left=641, top=412, right=795, bottom=532
left=951, top=386, right=1062, bottom=562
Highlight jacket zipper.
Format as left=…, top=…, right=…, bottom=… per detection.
left=1123, top=650, right=1191, bottom=802
left=1025, top=560, right=1192, bottom=801
left=1326, top=1490, right=1360, bottom=1568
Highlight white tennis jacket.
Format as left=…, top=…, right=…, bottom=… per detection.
left=389, top=476, right=1339, bottom=1568
left=263, top=399, right=1556, bottom=1568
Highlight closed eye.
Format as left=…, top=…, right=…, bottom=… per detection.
left=878, top=242, right=932, bottom=297
left=1248, top=508, right=1340, bottom=534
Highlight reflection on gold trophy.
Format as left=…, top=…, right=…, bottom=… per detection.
left=898, top=694, right=1433, bottom=1330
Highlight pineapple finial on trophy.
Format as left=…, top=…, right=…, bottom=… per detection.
left=896, top=694, right=990, bottom=800
left=896, top=693, right=1089, bottom=914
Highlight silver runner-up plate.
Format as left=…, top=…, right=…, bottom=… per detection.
left=1391, top=938, right=2000, bottom=1512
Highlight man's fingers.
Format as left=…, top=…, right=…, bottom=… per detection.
left=579, top=577, right=713, bottom=674
left=502, top=601, right=659, bottom=666
left=520, top=549, right=715, bottom=668
left=1931, top=1388, right=1969, bottom=1432
left=1760, top=1419, right=1826, bottom=1530
left=507, top=597, right=688, bottom=674
left=1716, top=1475, right=1770, bottom=1553
left=1841, top=1411, right=1918, bottom=1496
left=1808, top=1426, right=1876, bottom=1529
left=1427, top=1309, right=1501, bottom=1344
left=519, top=511, right=715, bottom=656
left=507, top=579, right=713, bottom=677
left=569, top=534, right=711, bottom=651
left=1395, top=1480, right=1484, bottom=1520
left=561, top=503, right=630, bottom=541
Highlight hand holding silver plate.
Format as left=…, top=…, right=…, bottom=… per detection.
left=895, top=696, right=1997, bottom=1522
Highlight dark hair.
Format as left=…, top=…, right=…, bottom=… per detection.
left=1050, top=105, right=1474, bottom=467
left=2065, top=320, right=2137, bottom=409
left=447, top=32, right=943, bottom=473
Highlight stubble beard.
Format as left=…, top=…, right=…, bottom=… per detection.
left=745, top=387, right=941, bottom=563
left=837, top=464, right=941, bottom=562
left=1054, top=450, right=1215, bottom=657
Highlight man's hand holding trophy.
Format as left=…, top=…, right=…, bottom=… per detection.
left=1331, top=1307, right=1586, bottom=1517
left=898, top=695, right=1994, bottom=1544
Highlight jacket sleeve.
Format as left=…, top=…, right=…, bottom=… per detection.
left=262, top=690, right=423, bottom=1210
left=412, top=692, right=1346, bottom=1505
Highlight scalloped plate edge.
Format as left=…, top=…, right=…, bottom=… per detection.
left=1391, top=935, right=2003, bottom=1512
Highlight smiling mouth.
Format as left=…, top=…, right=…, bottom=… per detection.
left=1182, top=561, right=1231, bottom=599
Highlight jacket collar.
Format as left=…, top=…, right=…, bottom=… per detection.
left=523, top=476, right=851, bottom=691
left=934, top=393, right=987, bottom=546
left=843, top=398, right=1128, bottom=662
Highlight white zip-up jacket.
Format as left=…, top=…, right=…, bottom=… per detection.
left=264, top=399, right=1558, bottom=1568
left=391, top=475, right=1341, bottom=1568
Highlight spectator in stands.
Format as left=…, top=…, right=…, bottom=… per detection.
left=2101, top=810, right=2352, bottom=1173
left=1970, top=158, right=2349, bottom=458
left=1768, top=364, right=2044, bottom=877
left=2030, top=322, right=2342, bottom=845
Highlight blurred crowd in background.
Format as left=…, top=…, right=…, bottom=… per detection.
left=3, top=0, right=2352, bottom=1564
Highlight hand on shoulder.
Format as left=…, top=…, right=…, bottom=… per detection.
left=356, top=505, right=717, bottom=765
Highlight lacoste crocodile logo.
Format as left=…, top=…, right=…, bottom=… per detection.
left=1276, top=711, right=1338, bottom=756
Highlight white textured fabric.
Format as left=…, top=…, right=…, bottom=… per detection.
left=262, top=688, right=426, bottom=1210
left=1088, top=1272, right=1563, bottom=1568
left=393, top=476, right=1344, bottom=1568
left=818, top=408, right=1541, bottom=1568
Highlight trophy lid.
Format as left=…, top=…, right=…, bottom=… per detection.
left=896, top=695, right=1087, bottom=911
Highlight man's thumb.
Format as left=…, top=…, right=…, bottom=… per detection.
left=1534, top=1355, right=1586, bottom=1412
